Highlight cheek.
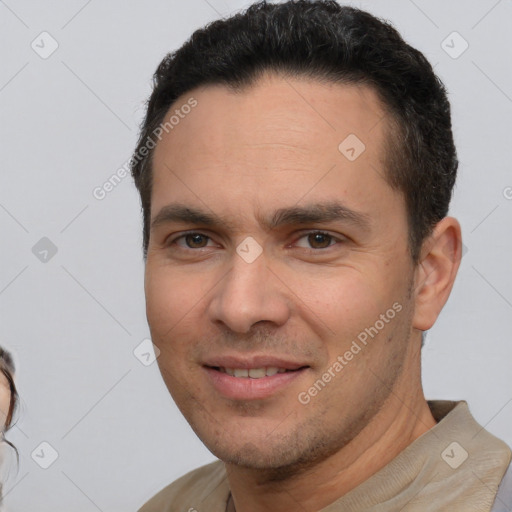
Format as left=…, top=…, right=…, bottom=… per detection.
left=0, top=387, right=10, bottom=428
left=290, top=268, right=386, bottom=335
left=144, top=265, right=204, bottom=337
left=145, top=268, right=202, bottom=395
left=144, top=265, right=215, bottom=387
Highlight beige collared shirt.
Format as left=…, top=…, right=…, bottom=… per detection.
left=139, top=400, right=511, bottom=512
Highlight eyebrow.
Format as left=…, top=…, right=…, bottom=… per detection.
left=150, top=204, right=236, bottom=231
left=150, top=201, right=372, bottom=233
left=267, top=202, right=372, bottom=232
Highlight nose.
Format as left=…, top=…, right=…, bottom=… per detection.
left=208, top=248, right=291, bottom=334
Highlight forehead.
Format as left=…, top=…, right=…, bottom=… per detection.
left=150, top=73, right=401, bottom=227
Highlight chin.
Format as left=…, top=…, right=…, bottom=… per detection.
left=203, top=427, right=316, bottom=471
left=214, top=440, right=338, bottom=484
left=217, top=443, right=296, bottom=470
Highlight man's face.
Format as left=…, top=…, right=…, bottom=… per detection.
left=145, top=74, right=419, bottom=470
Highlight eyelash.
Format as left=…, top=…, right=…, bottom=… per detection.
left=167, top=231, right=344, bottom=251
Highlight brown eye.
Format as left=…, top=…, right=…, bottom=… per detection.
left=307, top=232, right=333, bottom=249
left=184, top=233, right=209, bottom=248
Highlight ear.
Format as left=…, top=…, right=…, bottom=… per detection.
left=412, top=217, right=463, bottom=331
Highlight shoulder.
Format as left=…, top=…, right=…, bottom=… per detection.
left=138, top=460, right=229, bottom=512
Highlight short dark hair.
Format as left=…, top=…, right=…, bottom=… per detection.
left=131, top=0, right=458, bottom=264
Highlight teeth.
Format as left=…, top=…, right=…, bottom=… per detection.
left=219, top=367, right=292, bottom=378
left=248, top=368, right=266, bottom=378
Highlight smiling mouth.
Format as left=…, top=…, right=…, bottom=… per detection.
left=208, top=366, right=308, bottom=379
left=212, top=366, right=301, bottom=379
left=203, top=364, right=310, bottom=400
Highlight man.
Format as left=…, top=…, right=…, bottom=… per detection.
left=131, top=1, right=511, bottom=510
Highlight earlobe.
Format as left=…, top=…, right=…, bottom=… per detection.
left=412, top=217, right=463, bottom=331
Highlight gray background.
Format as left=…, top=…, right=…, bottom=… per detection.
left=1, top=0, right=511, bottom=510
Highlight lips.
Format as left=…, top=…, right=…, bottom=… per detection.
left=202, top=354, right=310, bottom=400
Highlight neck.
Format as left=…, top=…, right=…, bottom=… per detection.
left=225, top=346, right=436, bottom=512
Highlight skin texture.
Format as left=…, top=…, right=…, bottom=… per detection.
left=144, top=73, right=462, bottom=511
